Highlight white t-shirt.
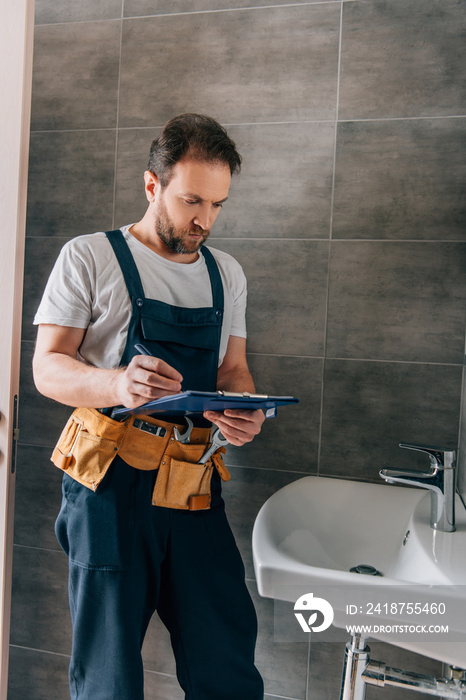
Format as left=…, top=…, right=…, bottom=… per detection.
left=34, top=225, right=247, bottom=369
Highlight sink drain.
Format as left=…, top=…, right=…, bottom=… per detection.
left=349, top=564, right=383, bottom=576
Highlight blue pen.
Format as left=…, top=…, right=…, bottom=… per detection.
left=110, top=344, right=154, bottom=419
left=134, top=343, right=152, bottom=356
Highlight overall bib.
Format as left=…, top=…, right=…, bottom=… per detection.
left=55, top=230, right=264, bottom=700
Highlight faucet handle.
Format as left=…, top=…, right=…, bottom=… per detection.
left=399, top=442, right=456, bottom=469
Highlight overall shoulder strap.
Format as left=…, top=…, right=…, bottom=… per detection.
left=105, top=229, right=145, bottom=301
left=200, top=246, right=224, bottom=313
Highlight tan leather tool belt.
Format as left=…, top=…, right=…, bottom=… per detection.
left=51, top=408, right=230, bottom=510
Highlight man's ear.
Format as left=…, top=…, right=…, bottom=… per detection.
left=143, top=170, right=160, bottom=202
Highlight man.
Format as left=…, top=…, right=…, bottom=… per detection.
left=32, top=114, right=265, bottom=700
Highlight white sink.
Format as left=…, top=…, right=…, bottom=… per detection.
left=252, top=475, right=466, bottom=667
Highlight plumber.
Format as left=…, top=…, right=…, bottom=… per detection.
left=32, top=113, right=265, bottom=700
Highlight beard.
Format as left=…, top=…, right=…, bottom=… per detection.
left=155, top=199, right=210, bottom=255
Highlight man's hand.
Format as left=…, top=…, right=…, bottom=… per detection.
left=116, top=355, right=183, bottom=409
left=209, top=335, right=266, bottom=446
left=33, top=324, right=183, bottom=409
left=203, top=408, right=265, bottom=447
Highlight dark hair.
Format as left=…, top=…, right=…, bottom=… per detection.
left=148, top=113, right=242, bottom=187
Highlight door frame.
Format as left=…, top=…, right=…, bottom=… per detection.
left=0, top=1, right=35, bottom=696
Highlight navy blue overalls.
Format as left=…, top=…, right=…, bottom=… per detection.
left=55, top=230, right=264, bottom=700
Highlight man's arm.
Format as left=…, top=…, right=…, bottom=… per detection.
left=33, top=324, right=182, bottom=409
left=204, top=335, right=265, bottom=446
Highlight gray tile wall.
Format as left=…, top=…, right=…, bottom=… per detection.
left=12, top=0, right=465, bottom=698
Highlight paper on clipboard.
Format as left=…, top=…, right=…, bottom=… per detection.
left=111, top=390, right=299, bottom=419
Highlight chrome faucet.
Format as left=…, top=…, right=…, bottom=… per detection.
left=379, top=443, right=457, bottom=533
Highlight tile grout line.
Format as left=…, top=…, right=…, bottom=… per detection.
left=111, top=4, right=125, bottom=230
left=29, top=113, right=466, bottom=135
left=9, top=644, right=71, bottom=659
left=18, top=342, right=466, bottom=367
left=17, top=442, right=57, bottom=449
left=20, top=338, right=464, bottom=367
left=262, top=694, right=304, bottom=700
left=9, top=643, right=302, bottom=699
left=13, top=543, right=64, bottom=555
left=24, top=235, right=466, bottom=243
left=338, top=114, right=466, bottom=122
left=316, top=0, right=344, bottom=478
left=457, top=364, right=465, bottom=470
left=328, top=0, right=343, bottom=241
left=34, top=2, right=343, bottom=28
left=121, top=2, right=342, bottom=20
left=305, top=627, right=312, bottom=700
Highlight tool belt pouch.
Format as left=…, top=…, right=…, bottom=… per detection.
left=152, top=457, right=213, bottom=510
left=118, top=417, right=170, bottom=471
left=51, top=408, right=122, bottom=491
left=152, top=445, right=231, bottom=511
left=152, top=442, right=230, bottom=510
left=51, top=408, right=173, bottom=489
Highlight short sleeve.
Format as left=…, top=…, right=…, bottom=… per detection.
left=33, top=240, right=94, bottom=328
left=229, top=267, right=247, bottom=339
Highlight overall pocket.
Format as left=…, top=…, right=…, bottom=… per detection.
left=57, top=460, right=135, bottom=571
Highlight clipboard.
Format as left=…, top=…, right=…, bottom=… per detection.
left=111, top=390, right=299, bottom=419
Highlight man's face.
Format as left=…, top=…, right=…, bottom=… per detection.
left=153, top=157, right=231, bottom=255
